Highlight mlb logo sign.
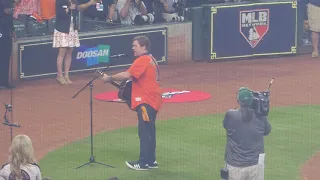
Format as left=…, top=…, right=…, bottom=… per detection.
left=240, top=9, right=269, bottom=48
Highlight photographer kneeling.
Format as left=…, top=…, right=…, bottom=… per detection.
left=222, top=87, right=272, bottom=180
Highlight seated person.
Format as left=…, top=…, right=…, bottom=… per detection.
left=117, top=0, right=147, bottom=25
left=13, top=0, right=40, bottom=19
left=77, top=0, right=117, bottom=22
left=0, top=134, right=42, bottom=180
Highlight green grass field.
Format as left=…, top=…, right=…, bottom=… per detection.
left=38, top=105, right=320, bottom=180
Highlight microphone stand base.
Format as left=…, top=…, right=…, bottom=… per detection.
left=75, top=156, right=115, bottom=169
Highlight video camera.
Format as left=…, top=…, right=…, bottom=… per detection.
left=249, top=78, right=274, bottom=117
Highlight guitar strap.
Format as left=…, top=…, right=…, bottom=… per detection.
left=138, top=53, right=160, bottom=82
left=149, top=54, right=160, bottom=82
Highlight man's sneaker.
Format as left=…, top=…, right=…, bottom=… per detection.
left=125, top=161, right=148, bottom=171
left=147, top=161, right=158, bottom=169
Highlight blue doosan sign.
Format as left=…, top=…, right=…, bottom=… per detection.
left=17, top=27, right=167, bottom=79
left=76, top=45, right=110, bottom=66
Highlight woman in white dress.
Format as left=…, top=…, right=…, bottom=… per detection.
left=53, top=0, right=80, bottom=84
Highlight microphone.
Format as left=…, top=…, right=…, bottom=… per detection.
left=104, top=54, right=127, bottom=66
left=110, top=54, right=127, bottom=58
left=2, top=101, right=11, bottom=107
left=3, top=121, right=20, bottom=128
left=2, top=101, right=12, bottom=111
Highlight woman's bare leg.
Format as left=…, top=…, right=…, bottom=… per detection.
left=57, top=48, right=67, bottom=84
left=64, top=47, right=74, bottom=84
left=311, top=31, right=319, bottom=57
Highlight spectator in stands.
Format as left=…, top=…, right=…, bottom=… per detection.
left=0, top=134, right=42, bottom=180
left=53, top=0, right=80, bottom=85
left=117, top=0, right=147, bottom=25
left=0, top=0, right=16, bottom=89
left=142, top=0, right=178, bottom=14
left=40, top=0, right=56, bottom=20
left=222, top=87, right=271, bottom=179
left=307, top=0, right=320, bottom=58
left=157, top=0, right=179, bottom=22
left=159, top=0, right=177, bottom=14
left=13, top=0, right=40, bottom=19
left=77, top=0, right=117, bottom=23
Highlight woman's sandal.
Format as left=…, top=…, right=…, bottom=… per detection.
left=312, top=51, right=319, bottom=58
left=64, top=76, right=72, bottom=84
left=57, top=76, right=67, bottom=85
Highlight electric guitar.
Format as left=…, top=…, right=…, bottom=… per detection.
left=96, top=69, right=132, bottom=108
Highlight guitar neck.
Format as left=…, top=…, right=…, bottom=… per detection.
left=98, top=71, right=121, bottom=89
left=108, top=80, right=121, bottom=89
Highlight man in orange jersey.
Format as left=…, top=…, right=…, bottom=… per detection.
left=101, top=35, right=162, bottom=170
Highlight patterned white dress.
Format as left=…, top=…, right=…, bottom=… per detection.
left=53, top=16, right=80, bottom=48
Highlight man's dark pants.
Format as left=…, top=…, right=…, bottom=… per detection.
left=136, top=103, right=157, bottom=165
left=0, top=36, right=12, bottom=87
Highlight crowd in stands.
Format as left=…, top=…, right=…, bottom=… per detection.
left=11, top=0, right=183, bottom=37
left=7, top=0, right=319, bottom=59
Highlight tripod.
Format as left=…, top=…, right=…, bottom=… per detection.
left=72, top=69, right=114, bottom=169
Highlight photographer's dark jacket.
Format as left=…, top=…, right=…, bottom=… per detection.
left=55, top=0, right=78, bottom=33
left=0, top=0, right=14, bottom=38
left=223, top=107, right=271, bottom=167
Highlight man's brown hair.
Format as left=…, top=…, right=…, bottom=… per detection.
left=133, top=35, right=150, bottom=51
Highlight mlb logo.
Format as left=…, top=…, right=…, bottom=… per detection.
left=240, top=9, right=269, bottom=48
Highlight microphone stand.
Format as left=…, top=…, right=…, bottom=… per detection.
left=2, top=33, right=19, bottom=143
left=72, top=65, right=114, bottom=169
left=2, top=102, right=20, bottom=142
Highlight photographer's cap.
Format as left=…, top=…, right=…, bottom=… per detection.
left=237, top=87, right=253, bottom=105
